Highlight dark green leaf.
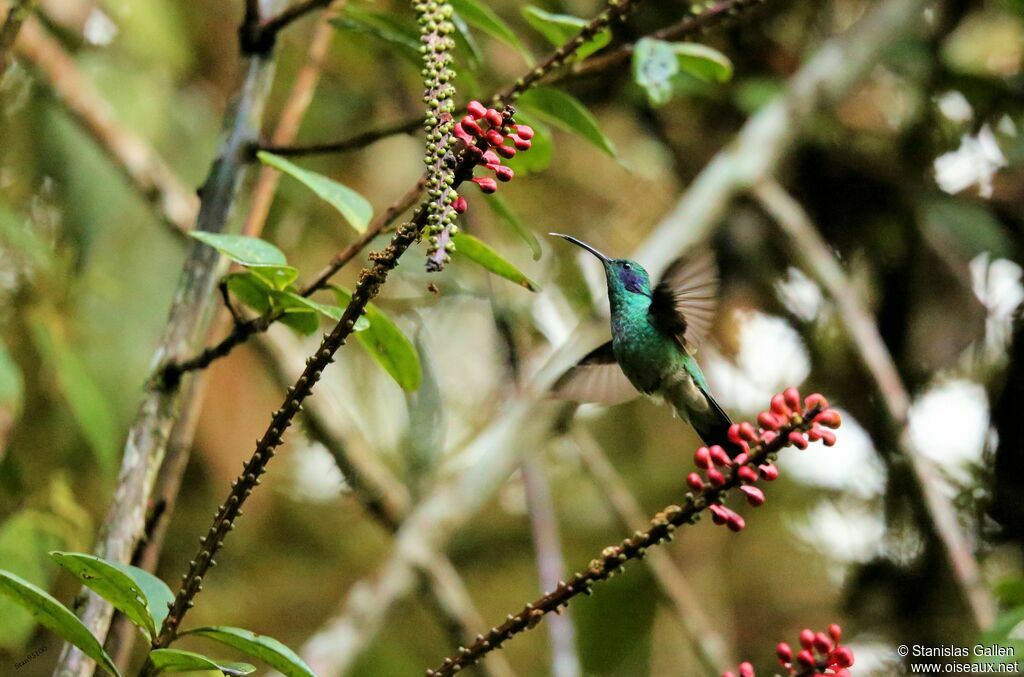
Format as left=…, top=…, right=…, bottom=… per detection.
left=277, top=309, right=320, bottom=336
left=451, top=0, right=533, bottom=64
left=0, top=571, right=121, bottom=676
left=107, top=561, right=174, bottom=633
left=517, top=87, right=616, bottom=157
left=50, top=551, right=165, bottom=640
left=330, top=8, right=420, bottom=58
left=672, top=43, right=733, bottom=83
left=333, top=288, right=421, bottom=391
left=521, top=7, right=610, bottom=60
left=148, top=649, right=254, bottom=676
left=257, top=152, right=373, bottom=234
left=485, top=194, right=541, bottom=260
left=182, top=626, right=316, bottom=677
left=225, top=273, right=273, bottom=314
left=452, top=232, right=539, bottom=291
left=28, top=312, right=118, bottom=475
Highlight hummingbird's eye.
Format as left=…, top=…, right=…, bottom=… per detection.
left=622, top=262, right=631, bottom=270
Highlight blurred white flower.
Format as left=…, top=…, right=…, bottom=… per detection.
left=934, top=124, right=1006, bottom=198
left=790, top=500, right=886, bottom=568
left=778, top=409, right=886, bottom=499
left=936, top=90, right=973, bottom=123
left=84, top=9, right=118, bottom=46
left=908, top=379, right=989, bottom=483
left=286, top=444, right=347, bottom=503
left=776, top=267, right=825, bottom=322
left=971, top=253, right=1024, bottom=357
left=846, top=638, right=904, bottom=676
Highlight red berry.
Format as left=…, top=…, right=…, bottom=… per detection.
left=739, top=422, right=758, bottom=442
left=783, top=387, right=802, bottom=412
left=493, top=165, right=514, bottom=182
left=454, top=123, right=473, bottom=145
left=514, top=124, right=534, bottom=139
left=820, top=429, right=837, bottom=446
left=481, top=150, right=500, bottom=165
left=725, top=511, right=745, bottom=532
left=828, top=624, right=842, bottom=643
left=813, top=632, right=832, bottom=654
left=832, top=647, right=854, bottom=668
left=737, top=465, right=758, bottom=483
left=694, top=447, right=712, bottom=469
left=834, top=670, right=851, bottom=677
left=814, top=410, right=842, bottom=428
left=758, top=411, right=781, bottom=430
left=485, top=129, right=505, bottom=147
left=760, top=430, right=778, bottom=445
left=728, top=424, right=743, bottom=445
left=788, top=431, right=809, bottom=449
left=467, top=100, right=487, bottom=119
left=513, top=136, right=532, bottom=150
left=804, top=393, right=829, bottom=411
left=796, top=649, right=815, bottom=668
left=484, top=108, right=503, bottom=127
left=710, top=445, right=731, bottom=467
left=709, top=504, right=729, bottom=524
left=777, top=642, right=793, bottom=664
left=472, top=177, right=497, bottom=194
left=758, top=463, right=779, bottom=481
left=770, top=393, right=791, bottom=418
left=738, top=661, right=755, bottom=677
left=495, top=144, right=517, bottom=159
left=799, top=629, right=815, bottom=650
left=739, top=485, right=765, bottom=507
left=721, top=672, right=735, bottom=677
left=461, top=117, right=483, bottom=136
left=732, top=453, right=749, bottom=467
left=686, top=473, right=704, bottom=492
left=707, top=468, right=725, bottom=487
left=452, top=196, right=468, bottom=214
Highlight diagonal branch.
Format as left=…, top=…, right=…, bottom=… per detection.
left=752, top=179, right=996, bottom=629
left=0, top=0, right=34, bottom=76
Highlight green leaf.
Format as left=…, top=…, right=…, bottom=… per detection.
left=50, top=551, right=168, bottom=640
left=148, top=649, right=254, bottom=676
left=108, top=561, right=174, bottom=633
left=501, top=110, right=553, bottom=175
left=28, top=312, right=118, bottom=475
left=257, top=152, right=373, bottom=234
left=270, top=291, right=370, bottom=331
left=277, top=309, right=320, bottom=336
left=672, top=42, right=733, bottom=83
left=450, top=10, right=483, bottom=68
left=517, top=87, right=616, bottom=157
left=330, top=8, right=420, bottom=58
left=182, top=626, right=316, bottom=677
left=485, top=194, right=541, bottom=260
left=451, top=0, right=533, bottom=64
left=521, top=6, right=610, bottom=60
left=0, top=570, right=121, bottom=676
left=225, top=273, right=273, bottom=314
left=452, top=232, right=540, bottom=291
left=333, top=288, right=421, bottom=391
left=632, top=38, right=678, bottom=106
left=189, top=232, right=298, bottom=290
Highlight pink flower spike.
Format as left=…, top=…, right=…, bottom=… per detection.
left=493, top=165, right=514, bottom=182
left=737, top=465, right=758, bottom=483
left=739, top=661, right=755, bottom=677
left=758, top=463, right=779, bottom=481
left=451, top=196, right=468, bottom=214
left=828, top=624, right=842, bottom=643
left=799, top=629, right=815, bottom=650
left=694, top=447, right=712, bottom=469
left=788, top=431, right=809, bottom=449
left=514, top=124, right=534, bottom=139
left=777, top=642, right=793, bottom=664
left=707, top=468, right=726, bottom=487
left=467, top=100, right=487, bottom=119
left=784, top=387, right=802, bottom=412
left=813, top=632, right=832, bottom=654
left=484, top=108, right=503, bottom=127
left=513, top=136, right=532, bottom=151
left=758, top=411, right=781, bottom=430
left=472, top=177, right=497, bottom=194
left=804, top=393, right=829, bottom=411
left=686, top=472, right=704, bottom=492
left=770, top=393, right=791, bottom=418
left=739, top=485, right=765, bottom=507
left=461, top=117, right=483, bottom=136
left=495, top=144, right=517, bottom=159
left=710, top=445, right=731, bottom=467
left=728, top=424, right=743, bottom=445
left=725, top=511, right=745, bottom=532
left=732, top=453, right=749, bottom=467
left=815, top=410, right=842, bottom=429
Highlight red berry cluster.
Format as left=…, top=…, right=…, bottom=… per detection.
left=451, top=100, right=533, bottom=212
left=723, top=624, right=854, bottom=677
left=685, top=388, right=841, bottom=533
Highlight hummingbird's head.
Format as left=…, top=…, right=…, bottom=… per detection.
left=549, top=233, right=652, bottom=297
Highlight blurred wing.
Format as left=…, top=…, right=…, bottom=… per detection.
left=551, top=341, right=639, bottom=406
left=649, top=252, right=719, bottom=352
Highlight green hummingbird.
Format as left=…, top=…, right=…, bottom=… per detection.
left=550, top=233, right=735, bottom=450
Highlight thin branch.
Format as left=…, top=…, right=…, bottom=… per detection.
left=253, top=0, right=332, bottom=51
left=0, top=0, right=34, bottom=76
left=571, top=430, right=734, bottom=674
left=258, top=117, right=419, bottom=157
left=52, top=11, right=282, bottom=675
left=753, top=179, right=996, bottom=629
left=428, top=404, right=830, bottom=675
left=14, top=18, right=198, bottom=236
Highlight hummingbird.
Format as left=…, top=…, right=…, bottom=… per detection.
left=550, top=233, right=735, bottom=451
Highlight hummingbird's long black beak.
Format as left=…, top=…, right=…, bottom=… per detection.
left=549, top=233, right=610, bottom=262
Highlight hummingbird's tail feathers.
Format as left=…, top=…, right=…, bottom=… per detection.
left=551, top=341, right=640, bottom=406
left=690, top=386, right=745, bottom=457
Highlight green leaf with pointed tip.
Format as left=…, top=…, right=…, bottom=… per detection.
left=257, top=152, right=373, bottom=234
left=0, top=571, right=121, bottom=676
left=451, top=0, right=533, bottom=64
left=148, top=649, right=255, bottom=676
left=50, top=551, right=170, bottom=641
left=225, top=273, right=273, bottom=314
left=188, top=232, right=298, bottom=291
left=521, top=6, right=610, bottom=60
left=333, top=288, right=421, bottom=391
left=182, top=626, right=316, bottom=677
left=452, top=232, right=540, bottom=291
left=501, top=110, right=552, bottom=175
left=672, top=42, right=733, bottom=83
left=108, top=561, right=173, bottom=632
left=517, top=87, right=616, bottom=157
left=485, top=194, right=540, bottom=260
left=330, top=8, right=420, bottom=59
left=632, top=38, right=678, bottom=106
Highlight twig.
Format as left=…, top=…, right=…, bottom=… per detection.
left=753, top=179, right=996, bottom=629
left=0, top=0, right=34, bottom=76
left=258, top=117, right=420, bottom=157
left=14, top=18, right=198, bottom=237
left=255, top=327, right=516, bottom=677
left=428, top=405, right=829, bottom=675
left=571, top=429, right=733, bottom=674
left=257, top=0, right=333, bottom=46
left=52, top=8, right=282, bottom=674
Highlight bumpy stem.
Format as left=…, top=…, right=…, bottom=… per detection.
left=426, top=407, right=824, bottom=676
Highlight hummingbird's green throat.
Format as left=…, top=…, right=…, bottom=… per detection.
left=550, top=233, right=737, bottom=453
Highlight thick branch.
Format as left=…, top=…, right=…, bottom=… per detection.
left=753, top=179, right=995, bottom=629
